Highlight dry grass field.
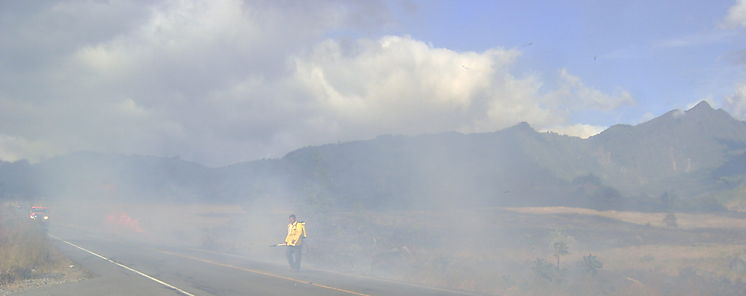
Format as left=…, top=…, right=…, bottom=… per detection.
left=48, top=202, right=746, bottom=295
left=505, top=206, right=746, bottom=230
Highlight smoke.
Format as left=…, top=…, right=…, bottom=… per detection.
left=1, top=2, right=745, bottom=296
left=0, top=1, right=634, bottom=166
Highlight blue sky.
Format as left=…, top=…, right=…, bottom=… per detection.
left=373, top=0, right=746, bottom=126
left=1, top=0, right=745, bottom=165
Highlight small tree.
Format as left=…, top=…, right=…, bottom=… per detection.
left=553, top=241, right=568, bottom=270
left=549, top=230, right=574, bottom=271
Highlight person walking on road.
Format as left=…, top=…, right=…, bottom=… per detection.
left=284, top=214, right=307, bottom=271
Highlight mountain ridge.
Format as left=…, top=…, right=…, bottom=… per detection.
left=2, top=101, right=746, bottom=211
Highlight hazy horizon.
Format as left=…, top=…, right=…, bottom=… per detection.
left=0, top=99, right=736, bottom=167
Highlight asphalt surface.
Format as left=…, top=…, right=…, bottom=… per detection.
left=14, top=226, right=477, bottom=296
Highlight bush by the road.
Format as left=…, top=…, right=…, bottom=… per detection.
left=0, top=207, right=55, bottom=286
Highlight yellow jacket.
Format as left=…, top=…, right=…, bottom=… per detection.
left=285, top=221, right=307, bottom=246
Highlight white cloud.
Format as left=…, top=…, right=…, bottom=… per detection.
left=0, top=0, right=390, bottom=164
left=724, top=0, right=746, bottom=28
left=291, top=36, right=633, bottom=139
left=292, top=36, right=556, bottom=135
left=721, top=1, right=746, bottom=121
left=541, top=124, right=606, bottom=139
left=0, top=1, right=633, bottom=165
left=724, top=84, right=746, bottom=120
left=546, top=69, right=635, bottom=111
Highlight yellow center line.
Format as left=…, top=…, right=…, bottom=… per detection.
left=186, top=248, right=476, bottom=296
left=157, top=250, right=371, bottom=296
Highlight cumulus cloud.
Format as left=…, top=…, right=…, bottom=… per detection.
left=292, top=36, right=557, bottom=135
left=724, top=85, right=746, bottom=120
left=0, top=0, right=390, bottom=164
left=0, top=0, right=633, bottom=165
left=724, top=0, right=746, bottom=28
left=289, top=36, right=633, bottom=140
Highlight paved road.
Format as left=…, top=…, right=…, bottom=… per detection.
left=15, top=226, right=477, bottom=296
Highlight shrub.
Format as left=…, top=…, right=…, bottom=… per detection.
left=532, top=258, right=563, bottom=282
left=0, top=207, right=54, bottom=287
left=580, top=254, right=603, bottom=275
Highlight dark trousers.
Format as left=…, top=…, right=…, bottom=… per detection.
left=286, top=245, right=302, bottom=271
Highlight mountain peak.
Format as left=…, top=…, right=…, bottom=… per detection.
left=687, top=100, right=714, bottom=113
left=510, top=121, right=534, bottom=131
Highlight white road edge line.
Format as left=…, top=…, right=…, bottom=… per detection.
left=49, top=235, right=197, bottom=296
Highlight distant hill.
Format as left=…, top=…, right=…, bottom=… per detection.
left=27, top=152, right=215, bottom=202
left=2, top=101, right=746, bottom=211
left=590, top=101, right=746, bottom=193
left=266, top=101, right=746, bottom=210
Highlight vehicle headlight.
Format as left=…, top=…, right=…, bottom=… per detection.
left=43, top=216, right=49, bottom=220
